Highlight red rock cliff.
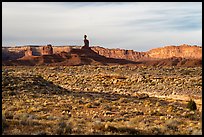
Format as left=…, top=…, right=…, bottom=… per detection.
left=25, top=47, right=33, bottom=56
left=147, top=44, right=202, bottom=59
left=2, top=44, right=202, bottom=62
left=91, top=44, right=202, bottom=61
left=42, top=44, right=53, bottom=55
left=91, top=46, right=149, bottom=61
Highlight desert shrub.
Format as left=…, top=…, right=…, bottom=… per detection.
left=91, top=121, right=105, bottom=131
left=184, top=112, right=200, bottom=121
left=56, top=121, right=72, bottom=135
left=187, top=99, right=197, bottom=111
left=85, top=103, right=93, bottom=108
left=18, top=113, right=30, bottom=125
left=2, top=113, right=8, bottom=134
left=150, top=110, right=164, bottom=116
left=93, top=101, right=101, bottom=106
left=118, top=98, right=128, bottom=103
left=103, top=105, right=112, bottom=111
left=184, top=114, right=195, bottom=120
left=103, top=125, right=118, bottom=133
left=165, top=119, right=179, bottom=132
left=4, top=110, right=14, bottom=119
left=16, top=113, right=37, bottom=126
left=116, top=127, right=140, bottom=135
left=103, top=125, right=139, bottom=135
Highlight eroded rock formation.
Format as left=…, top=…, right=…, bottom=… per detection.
left=91, top=46, right=149, bottom=61
left=82, top=35, right=89, bottom=48
left=147, top=44, right=202, bottom=59
left=42, top=44, right=53, bottom=55
left=2, top=44, right=202, bottom=67
left=91, top=44, right=202, bottom=61
left=25, top=47, right=33, bottom=56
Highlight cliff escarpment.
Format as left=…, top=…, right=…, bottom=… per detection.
left=91, top=44, right=202, bottom=61
left=2, top=44, right=202, bottom=67
left=147, top=44, right=202, bottom=59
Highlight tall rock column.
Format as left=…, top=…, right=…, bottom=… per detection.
left=82, top=35, right=90, bottom=49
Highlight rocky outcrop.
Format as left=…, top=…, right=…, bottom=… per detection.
left=147, top=44, right=202, bottom=59
left=47, top=47, right=139, bottom=66
left=53, top=46, right=72, bottom=54
left=2, top=44, right=202, bottom=66
left=2, top=45, right=74, bottom=60
left=91, top=46, right=149, bottom=61
left=42, top=44, right=53, bottom=55
left=2, top=47, right=25, bottom=61
left=82, top=35, right=90, bottom=49
left=91, top=44, right=202, bottom=61
left=25, top=47, right=33, bottom=56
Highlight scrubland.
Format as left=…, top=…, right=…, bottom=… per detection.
left=2, top=65, right=202, bottom=135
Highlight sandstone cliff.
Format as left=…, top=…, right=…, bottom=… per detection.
left=24, top=47, right=33, bottom=57
left=2, top=44, right=202, bottom=67
left=91, top=44, right=202, bottom=61
left=42, top=44, right=53, bottom=55
left=147, top=44, right=202, bottom=59
left=91, top=46, right=149, bottom=61
left=2, top=45, right=77, bottom=60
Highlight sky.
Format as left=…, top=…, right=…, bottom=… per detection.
left=2, top=2, right=202, bottom=51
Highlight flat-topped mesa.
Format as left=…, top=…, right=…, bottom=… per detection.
left=91, top=46, right=149, bottom=61
left=2, top=43, right=202, bottom=67
left=2, top=45, right=74, bottom=60
left=147, top=44, right=202, bottom=59
left=24, top=44, right=54, bottom=57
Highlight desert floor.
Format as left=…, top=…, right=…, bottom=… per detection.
left=2, top=65, right=202, bottom=135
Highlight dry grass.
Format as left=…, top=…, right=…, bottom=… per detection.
left=2, top=65, right=202, bottom=135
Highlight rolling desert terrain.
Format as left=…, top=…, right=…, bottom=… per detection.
left=2, top=44, right=202, bottom=135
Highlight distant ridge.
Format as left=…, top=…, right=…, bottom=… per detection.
left=2, top=44, right=202, bottom=67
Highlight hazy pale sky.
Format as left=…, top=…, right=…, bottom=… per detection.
left=2, top=2, right=202, bottom=51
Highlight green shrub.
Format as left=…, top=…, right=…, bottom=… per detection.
left=187, top=99, right=197, bottom=111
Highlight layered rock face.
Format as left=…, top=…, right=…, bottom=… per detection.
left=2, top=45, right=73, bottom=60
left=2, top=46, right=26, bottom=60
left=52, top=46, right=72, bottom=54
left=2, top=44, right=202, bottom=66
left=91, top=46, right=149, bottom=61
left=42, top=44, right=53, bottom=55
left=24, top=47, right=33, bottom=56
left=147, top=44, right=202, bottom=59
left=91, top=44, right=202, bottom=61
